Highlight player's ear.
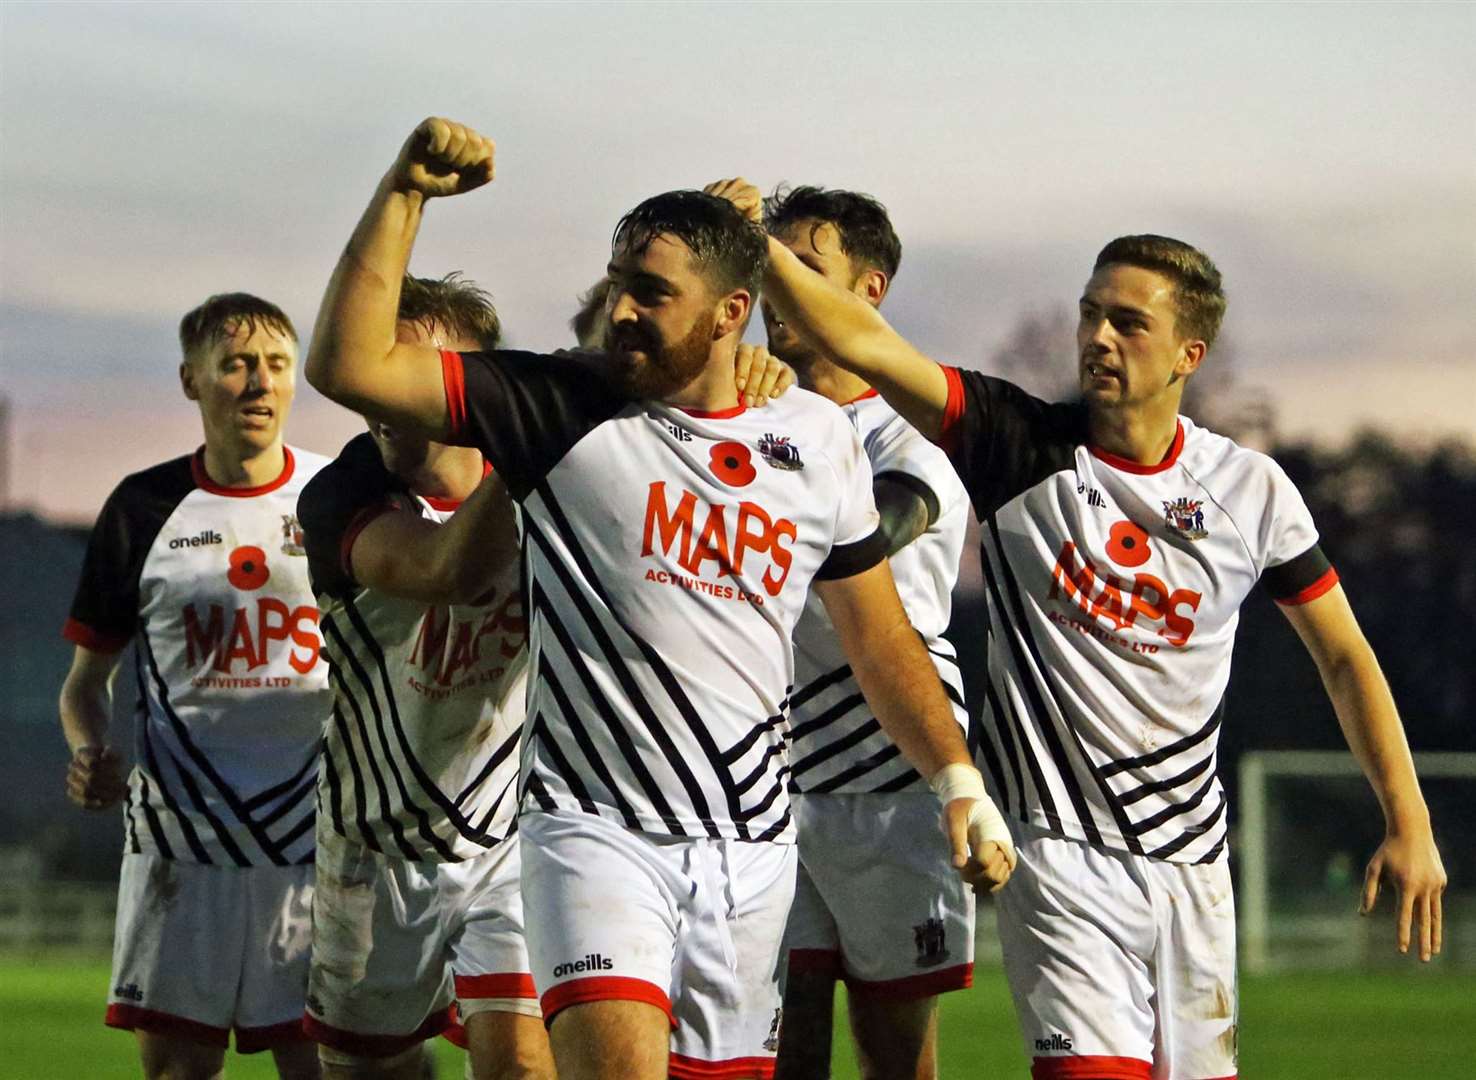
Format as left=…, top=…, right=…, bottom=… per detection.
left=855, top=268, right=889, bottom=308
left=1176, top=338, right=1207, bottom=378
left=713, top=289, right=751, bottom=340
left=179, top=360, right=200, bottom=401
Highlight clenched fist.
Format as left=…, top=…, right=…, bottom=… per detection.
left=703, top=178, right=763, bottom=225
left=390, top=117, right=495, bottom=199
left=67, top=744, right=127, bottom=811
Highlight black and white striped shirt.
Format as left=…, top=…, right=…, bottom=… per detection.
left=940, top=369, right=1337, bottom=864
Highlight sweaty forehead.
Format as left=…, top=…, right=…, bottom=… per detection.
left=1083, top=263, right=1176, bottom=312
left=612, top=232, right=697, bottom=275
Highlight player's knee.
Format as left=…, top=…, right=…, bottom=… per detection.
left=137, top=1032, right=227, bottom=1080
left=317, top=1041, right=425, bottom=1079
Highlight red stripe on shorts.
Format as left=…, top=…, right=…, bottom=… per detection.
left=234, top=1017, right=312, bottom=1053
left=105, top=1003, right=229, bottom=1048
left=1031, top=1055, right=1152, bottom=1079
left=786, top=948, right=842, bottom=977
left=669, top=1052, right=776, bottom=1079
left=846, top=961, right=974, bottom=1000
left=540, top=976, right=675, bottom=1030
left=454, top=972, right=539, bottom=999
left=302, top=1007, right=452, bottom=1058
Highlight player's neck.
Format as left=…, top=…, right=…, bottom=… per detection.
left=662, top=354, right=741, bottom=413
left=801, top=355, right=872, bottom=406
left=408, top=445, right=485, bottom=501
left=1088, top=399, right=1181, bottom=466
left=200, top=440, right=286, bottom=489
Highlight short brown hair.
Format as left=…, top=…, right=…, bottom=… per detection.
left=570, top=277, right=611, bottom=350
left=398, top=272, right=501, bottom=350
left=178, top=293, right=296, bottom=364
left=1093, top=235, right=1226, bottom=351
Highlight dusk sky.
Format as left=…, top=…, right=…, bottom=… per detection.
left=2, top=1, right=1472, bottom=521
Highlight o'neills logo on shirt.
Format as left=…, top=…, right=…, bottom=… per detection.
left=640, top=481, right=796, bottom=598
left=169, top=530, right=223, bottom=550
left=552, top=953, right=614, bottom=978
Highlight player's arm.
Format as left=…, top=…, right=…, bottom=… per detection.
left=873, top=473, right=938, bottom=557
left=58, top=646, right=128, bottom=811
left=704, top=179, right=950, bottom=439
left=348, top=471, right=518, bottom=606
left=307, top=117, right=496, bottom=438
left=813, top=561, right=1014, bottom=892
left=1280, top=584, right=1447, bottom=961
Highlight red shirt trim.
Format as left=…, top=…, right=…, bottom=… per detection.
left=539, top=975, right=674, bottom=1030
left=669, top=1053, right=776, bottom=1079
left=190, top=445, right=296, bottom=497
left=442, top=349, right=468, bottom=441
left=677, top=402, right=746, bottom=419
left=453, top=972, right=538, bottom=1000
left=340, top=502, right=397, bottom=581
left=1276, top=566, right=1340, bottom=607
left=1088, top=421, right=1185, bottom=475
left=938, top=365, right=967, bottom=455
left=303, top=1008, right=452, bottom=1057
left=62, top=617, right=129, bottom=654
left=842, top=387, right=880, bottom=405
left=1030, top=1055, right=1152, bottom=1079
left=106, top=1004, right=230, bottom=1048
left=417, top=459, right=493, bottom=512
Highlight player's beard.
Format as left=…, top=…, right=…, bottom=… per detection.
left=612, top=316, right=714, bottom=400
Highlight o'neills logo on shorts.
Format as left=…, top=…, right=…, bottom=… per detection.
left=1034, top=1033, right=1074, bottom=1052
left=553, top=953, right=614, bottom=978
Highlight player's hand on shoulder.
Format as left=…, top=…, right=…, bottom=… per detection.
left=734, top=344, right=794, bottom=407
left=703, top=178, right=763, bottom=225
left=1361, top=826, right=1447, bottom=962
left=391, top=117, right=495, bottom=199
left=66, top=744, right=127, bottom=811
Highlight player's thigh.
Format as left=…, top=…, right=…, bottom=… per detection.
left=317, top=1042, right=427, bottom=1080
left=548, top=999, right=670, bottom=1080
left=801, top=794, right=975, bottom=993
left=773, top=969, right=837, bottom=1080
left=846, top=994, right=938, bottom=1080
left=269, top=1038, right=323, bottom=1080
left=1152, top=859, right=1238, bottom=1080
left=462, top=1010, right=556, bottom=1080
left=669, top=839, right=796, bottom=1078
left=237, top=863, right=316, bottom=1052
left=305, top=829, right=454, bottom=1053
left=137, top=1031, right=227, bottom=1080
left=109, top=854, right=241, bottom=1043
left=518, top=811, right=680, bottom=1026
left=996, top=824, right=1158, bottom=1075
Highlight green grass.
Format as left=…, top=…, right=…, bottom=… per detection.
left=3, top=958, right=1471, bottom=1078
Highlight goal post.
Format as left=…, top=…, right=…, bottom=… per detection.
left=1238, top=750, right=1476, bottom=975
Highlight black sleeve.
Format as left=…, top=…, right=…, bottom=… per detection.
left=1261, top=543, right=1338, bottom=605
left=872, top=471, right=937, bottom=557
left=443, top=349, right=631, bottom=500
left=64, top=456, right=194, bottom=652
left=938, top=368, right=1086, bottom=519
left=298, top=433, right=402, bottom=597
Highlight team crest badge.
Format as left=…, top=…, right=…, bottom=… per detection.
left=757, top=432, right=803, bottom=471
left=913, top=917, right=949, bottom=968
left=1162, top=497, right=1208, bottom=541
left=281, top=514, right=307, bottom=556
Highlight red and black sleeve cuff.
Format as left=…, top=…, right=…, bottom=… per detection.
left=441, top=349, right=467, bottom=442
left=62, top=617, right=130, bottom=654
left=937, top=365, right=968, bottom=456
left=1263, top=544, right=1340, bottom=606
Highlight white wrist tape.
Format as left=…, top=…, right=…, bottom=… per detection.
left=930, top=763, right=1018, bottom=870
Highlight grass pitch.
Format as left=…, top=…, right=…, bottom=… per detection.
left=3, top=958, right=1470, bottom=1078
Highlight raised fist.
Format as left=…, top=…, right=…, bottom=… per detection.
left=390, top=117, right=495, bottom=199
left=703, top=178, right=763, bottom=225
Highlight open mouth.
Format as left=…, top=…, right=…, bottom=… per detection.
left=240, top=405, right=274, bottom=424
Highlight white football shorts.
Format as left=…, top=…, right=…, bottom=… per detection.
left=785, top=791, right=975, bottom=997
left=519, top=809, right=797, bottom=1080
left=105, top=851, right=313, bottom=1052
left=996, top=821, right=1238, bottom=1080
left=304, top=825, right=537, bottom=1058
